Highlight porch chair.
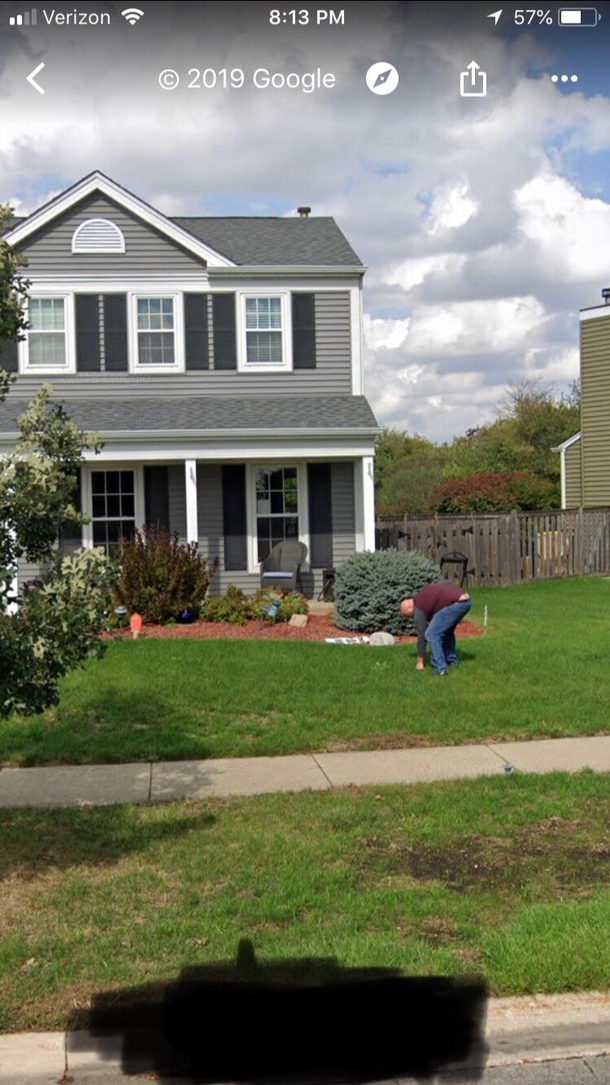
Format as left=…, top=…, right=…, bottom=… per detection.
left=260, top=539, right=308, bottom=594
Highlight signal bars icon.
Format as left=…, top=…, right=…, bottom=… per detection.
left=9, top=8, right=37, bottom=25
left=121, top=7, right=144, bottom=24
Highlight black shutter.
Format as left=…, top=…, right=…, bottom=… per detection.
left=213, top=293, right=237, bottom=370
left=222, top=464, right=247, bottom=571
left=308, top=463, right=333, bottom=568
left=103, top=294, right=128, bottom=372
left=58, top=469, right=83, bottom=555
left=292, top=293, right=316, bottom=369
left=75, top=294, right=101, bottom=372
left=0, top=338, right=18, bottom=373
left=144, top=466, right=170, bottom=530
left=184, top=293, right=209, bottom=370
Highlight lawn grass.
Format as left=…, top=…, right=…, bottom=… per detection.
left=1, top=771, right=610, bottom=1032
left=1, top=577, right=609, bottom=767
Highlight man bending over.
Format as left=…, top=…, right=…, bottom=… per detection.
left=400, top=581, right=471, bottom=675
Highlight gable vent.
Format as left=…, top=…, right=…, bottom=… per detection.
left=72, top=218, right=125, bottom=254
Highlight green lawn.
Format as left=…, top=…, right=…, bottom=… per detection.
left=1, top=771, right=609, bottom=1032
left=1, top=577, right=609, bottom=767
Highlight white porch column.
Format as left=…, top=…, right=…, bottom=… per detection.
left=185, top=459, right=199, bottom=545
left=354, top=456, right=376, bottom=552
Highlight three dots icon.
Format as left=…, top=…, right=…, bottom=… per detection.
left=551, top=74, right=579, bottom=83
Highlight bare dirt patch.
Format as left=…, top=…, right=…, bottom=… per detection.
left=357, top=819, right=610, bottom=894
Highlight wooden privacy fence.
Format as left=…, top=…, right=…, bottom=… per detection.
left=375, top=508, right=610, bottom=587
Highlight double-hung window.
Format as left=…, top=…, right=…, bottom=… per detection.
left=136, top=297, right=175, bottom=366
left=243, top=295, right=288, bottom=368
left=27, top=298, right=67, bottom=368
left=255, top=466, right=299, bottom=563
left=91, top=470, right=136, bottom=555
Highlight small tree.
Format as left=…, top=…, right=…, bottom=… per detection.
left=0, top=204, right=116, bottom=718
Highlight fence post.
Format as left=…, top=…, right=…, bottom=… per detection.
left=509, top=509, right=519, bottom=584
left=577, top=507, right=585, bottom=576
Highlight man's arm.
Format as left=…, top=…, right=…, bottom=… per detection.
left=413, top=607, right=428, bottom=670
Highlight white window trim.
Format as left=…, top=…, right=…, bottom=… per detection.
left=246, top=461, right=309, bottom=575
left=237, top=290, right=292, bottom=373
left=81, top=463, right=145, bottom=549
left=129, top=293, right=185, bottom=374
left=20, top=293, right=76, bottom=375
left=72, top=218, right=126, bottom=254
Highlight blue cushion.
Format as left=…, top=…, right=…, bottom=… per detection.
left=262, top=571, right=294, bottom=579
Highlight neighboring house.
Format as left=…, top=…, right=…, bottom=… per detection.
left=554, top=293, right=610, bottom=509
left=0, top=171, right=378, bottom=596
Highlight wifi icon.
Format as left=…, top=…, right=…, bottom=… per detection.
left=121, top=7, right=144, bottom=24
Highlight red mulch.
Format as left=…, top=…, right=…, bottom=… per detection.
left=109, top=615, right=483, bottom=643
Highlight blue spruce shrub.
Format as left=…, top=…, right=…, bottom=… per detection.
left=334, top=549, right=442, bottom=635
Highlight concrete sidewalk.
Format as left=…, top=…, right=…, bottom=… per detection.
left=0, top=734, right=609, bottom=808
left=1, top=991, right=610, bottom=1082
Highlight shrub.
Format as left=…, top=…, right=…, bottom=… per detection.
left=115, top=526, right=217, bottom=625
left=334, top=549, right=442, bottom=635
left=250, top=589, right=309, bottom=623
left=200, top=585, right=251, bottom=626
left=431, top=470, right=557, bottom=514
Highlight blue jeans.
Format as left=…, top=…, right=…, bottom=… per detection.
left=425, top=600, right=472, bottom=675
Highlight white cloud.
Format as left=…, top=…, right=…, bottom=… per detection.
left=515, top=172, right=610, bottom=281
left=405, top=296, right=548, bottom=356
left=363, top=315, right=410, bottom=352
left=426, top=182, right=478, bottom=235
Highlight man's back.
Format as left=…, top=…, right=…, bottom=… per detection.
left=414, top=580, right=464, bottom=620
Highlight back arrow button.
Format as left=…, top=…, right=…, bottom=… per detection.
left=27, top=62, right=45, bottom=95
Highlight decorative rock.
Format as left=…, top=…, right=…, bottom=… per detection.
left=289, top=614, right=309, bottom=628
left=369, top=631, right=396, bottom=647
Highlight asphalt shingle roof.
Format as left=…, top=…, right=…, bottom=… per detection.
left=173, top=216, right=362, bottom=267
left=0, top=395, right=378, bottom=435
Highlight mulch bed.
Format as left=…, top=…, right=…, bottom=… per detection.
left=110, top=615, right=483, bottom=643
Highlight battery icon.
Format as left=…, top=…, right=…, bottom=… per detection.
left=558, top=7, right=600, bottom=25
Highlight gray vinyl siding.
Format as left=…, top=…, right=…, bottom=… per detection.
left=331, top=462, right=356, bottom=566
left=565, top=440, right=583, bottom=508
left=16, top=561, right=45, bottom=591
left=167, top=465, right=187, bottom=540
left=13, top=291, right=353, bottom=397
left=18, top=193, right=206, bottom=276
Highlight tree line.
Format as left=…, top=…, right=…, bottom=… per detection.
left=375, top=382, right=580, bottom=516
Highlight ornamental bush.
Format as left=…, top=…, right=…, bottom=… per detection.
left=200, top=585, right=251, bottom=626
left=431, top=470, right=557, bottom=514
left=334, top=548, right=442, bottom=635
left=115, top=526, right=217, bottom=624
left=250, top=589, right=309, bottom=622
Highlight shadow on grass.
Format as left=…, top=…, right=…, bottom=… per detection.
left=0, top=803, right=216, bottom=879
left=4, top=687, right=215, bottom=767
left=67, top=938, right=488, bottom=1084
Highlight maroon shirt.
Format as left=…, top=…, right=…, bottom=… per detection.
left=413, top=580, right=464, bottom=620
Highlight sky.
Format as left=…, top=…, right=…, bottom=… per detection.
left=1, top=0, right=610, bottom=441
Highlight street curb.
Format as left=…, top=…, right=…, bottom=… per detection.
left=1, top=992, right=610, bottom=1080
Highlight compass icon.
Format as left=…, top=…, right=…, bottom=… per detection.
left=366, top=62, right=400, bottom=95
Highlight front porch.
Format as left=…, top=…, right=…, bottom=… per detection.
left=67, top=449, right=376, bottom=599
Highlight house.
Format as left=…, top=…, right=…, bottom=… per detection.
left=0, top=171, right=378, bottom=596
left=554, top=290, right=610, bottom=509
